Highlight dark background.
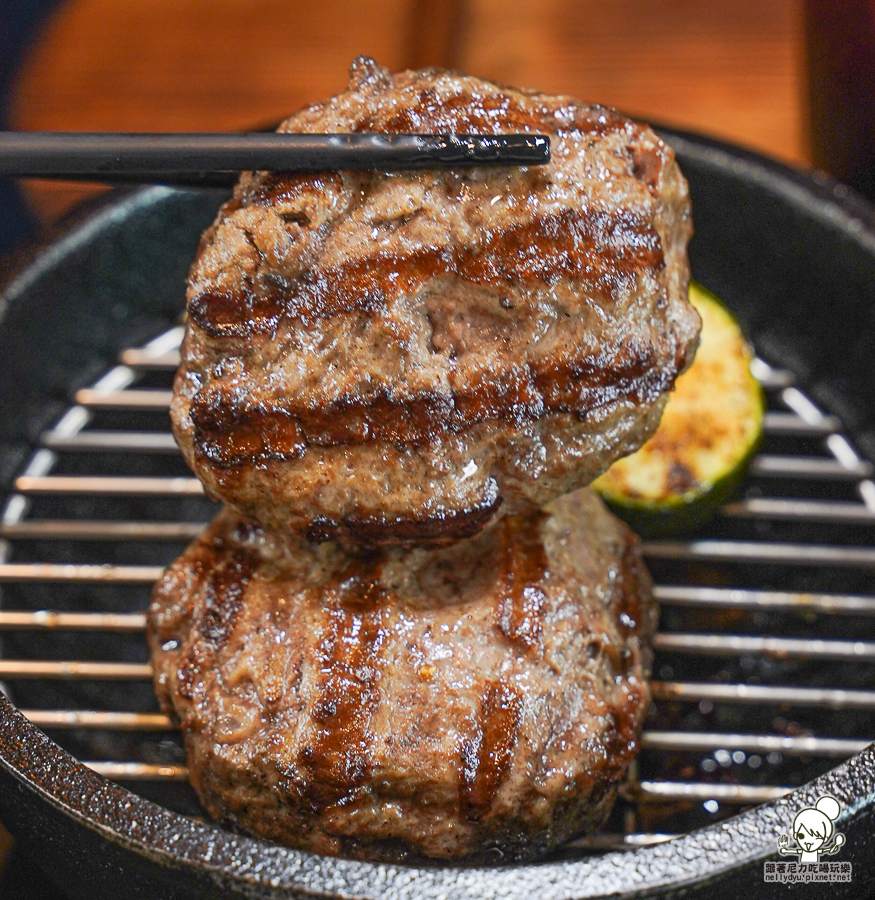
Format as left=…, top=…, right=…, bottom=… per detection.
left=9, top=0, right=873, bottom=258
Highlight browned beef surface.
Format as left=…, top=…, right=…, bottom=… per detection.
left=171, top=57, right=699, bottom=545
left=147, top=489, right=656, bottom=863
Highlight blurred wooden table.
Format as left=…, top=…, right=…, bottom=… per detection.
left=8, top=0, right=808, bottom=225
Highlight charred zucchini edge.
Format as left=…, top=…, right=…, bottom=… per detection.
left=592, top=282, right=765, bottom=537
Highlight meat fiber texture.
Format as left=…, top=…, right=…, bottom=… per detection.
left=148, top=488, right=656, bottom=863
left=171, top=57, right=700, bottom=546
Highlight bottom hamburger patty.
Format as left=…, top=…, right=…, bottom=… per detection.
left=147, top=489, right=656, bottom=863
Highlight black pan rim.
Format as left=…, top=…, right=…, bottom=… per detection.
left=1, top=691, right=872, bottom=899
left=1, top=128, right=874, bottom=898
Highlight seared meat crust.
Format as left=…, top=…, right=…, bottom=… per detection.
left=172, top=57, right=699, bottom=544
left=148, top=489, right=656, bottom=863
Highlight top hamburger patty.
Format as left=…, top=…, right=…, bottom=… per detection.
left=171, top=57, right=700, bottom=545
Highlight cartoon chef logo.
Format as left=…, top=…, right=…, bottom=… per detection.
left=777, top=795, right=845, bottom=863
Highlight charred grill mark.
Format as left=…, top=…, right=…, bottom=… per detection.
left=150, top=539, right=219, bottom=646
left=495, top=515, right=548, bottom=653
left=200, top=552, right=252, bottom=647
left=351, top=85, right=626, bottom=137
left=186, top=208, right=663, bottom=338
left=451, top=368, right=544, bottom=424
left=531, top=337, right=678, bottom=415
left=372, top=104, right=551, bottom=135
left=245, top=171, right=344, bottom=207
left=189, top=340, right=679, bottom=467
left=297, top=569, right=388, bottom=810
left=188, top=286, right=284, bottom=339
left=178, top=548, right=254, bottom=701
left=306, top=479, right=501, bottom=546
left=190, top=394, right=308, bottom=465
left=461, top=206, right=662, bottom=288
left=459, top=680, right=523, bottom=820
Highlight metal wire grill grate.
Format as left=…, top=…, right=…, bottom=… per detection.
left=0, top=326, right=873, bottom=853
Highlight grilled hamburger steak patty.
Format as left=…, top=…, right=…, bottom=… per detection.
left=171, top=57, right=699, bottom=545
left=148, top=488, right=656, bottom=863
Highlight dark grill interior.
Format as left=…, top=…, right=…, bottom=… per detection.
left=0, top=323, right=872, bottom=857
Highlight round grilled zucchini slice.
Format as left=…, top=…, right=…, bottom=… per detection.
left=592, top=281, right=764, bottom=537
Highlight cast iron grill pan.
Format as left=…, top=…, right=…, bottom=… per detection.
left=0, top=130, right=873, bottom=898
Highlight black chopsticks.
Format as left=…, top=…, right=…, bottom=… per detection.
left=0, top=132, right=550, bottom=187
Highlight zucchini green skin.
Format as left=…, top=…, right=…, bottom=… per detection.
left=593, top=282, right=765, bottom=538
